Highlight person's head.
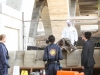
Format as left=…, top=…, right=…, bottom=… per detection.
left=0, top=34, right=7, bottom=43
left=66, top=20, right=72, bottom=27
left=48, top=35, right=55, bottom=43
left=81, top=32, right=91, bottom=41
left=58, top=39, right=63, bottom=46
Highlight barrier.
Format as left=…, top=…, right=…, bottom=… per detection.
left=57, top=71, right=84, bottom=75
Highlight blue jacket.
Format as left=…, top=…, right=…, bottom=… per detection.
left=43, top=44, right=63, bottom=61
left=0, top=42, right=8, bottom=69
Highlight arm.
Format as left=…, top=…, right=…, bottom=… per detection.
left=58, top=46, right=63, bottom=60
left=81, top=43, right=88, bottom=66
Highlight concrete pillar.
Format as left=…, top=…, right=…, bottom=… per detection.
left=47, top=0, right=68, bottom=42
left=41, top=6, right=52, bottom=39
left=76, top=0, right=80, bottom=16
left=75, top=25, right=81, bottom=36
left=29, top=1, right=44, bottom=46
left=70, top=0, right=76, bottom=17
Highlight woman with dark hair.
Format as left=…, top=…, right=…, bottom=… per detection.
left=43, top=35, right=63, bottom=75
left=0, top=34, right=10, bottom=75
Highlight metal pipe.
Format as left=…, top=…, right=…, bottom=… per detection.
left=22, top=12, right=25, bottom=50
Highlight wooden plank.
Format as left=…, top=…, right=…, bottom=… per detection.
left=69, top=16, right=98, bottom=20
left=80, top=7, right=97, bottom=10
left=80, top=10, right=97, bottom=12
left=80, top=11, right=98, bottom=14
left=80, top=5, right=97, bottom=8
left=75, top=22, right=98, bottom=25
left=78, top=1, right=98, bottom=5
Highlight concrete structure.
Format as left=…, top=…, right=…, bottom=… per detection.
left=0, top=3, right=23, bottom=50
left=8, top=50, right=100, bottom=75
left=0, top=0, right=100, bottom=75
left=0, top=0, right=100, bottom=74
left=1, top=0, right=99, bottom=47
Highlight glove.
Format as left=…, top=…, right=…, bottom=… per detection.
left=6, top=63, right=10, bottom=68
left=74, top=41, right=77, bottom=46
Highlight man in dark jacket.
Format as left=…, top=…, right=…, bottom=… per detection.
left=81, top=32, right=95, bottom=75
left=43, top=35, right=63, bottom=75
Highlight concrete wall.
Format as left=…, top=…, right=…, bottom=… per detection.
left=0, top=3, right=23, bottom=50
left=3, top=0, right=36, bottom=48
left=0, top=0, right=35, bottom=49
left=4, top=0, right=69, bottom=45
left=6, top=0, right=22, bottom=10
left=8, top=49, right=100, bottom=74
left=46, top=0, right=68, bottom=42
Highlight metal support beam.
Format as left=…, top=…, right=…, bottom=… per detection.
left=80, top=6, right=97, bottom=8
left=80, top=10, right=97, bottom=12
left=76, top=0, right=80, bottom=16
left=75, top=22, right=98, bottom=25
left=80, top=10, right=98, bottom=14
left=78, top=1, right=97, bottom=5
left=69, top=16, right=98, bottom=20
left=29, top=1, right=43, bottom=38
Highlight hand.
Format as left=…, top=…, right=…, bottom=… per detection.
left=81, top=66, right=85, bottom=69
left=6, top=64, right=10, bottom=68
left=74, top=41, right=77, bottom=46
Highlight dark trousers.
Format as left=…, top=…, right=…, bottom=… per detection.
left=83, top=66, right=94, bottom=75
left=46, top=63, right=59, bottom=75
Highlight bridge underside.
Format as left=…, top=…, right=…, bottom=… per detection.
left=30, top=0, right=100, bottom=46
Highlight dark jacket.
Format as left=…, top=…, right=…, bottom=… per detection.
left=81, top=40, right=95, bottom=67
left=0, top=42, right=9, bottom=75
left=43, top=44, right=63, bottom=61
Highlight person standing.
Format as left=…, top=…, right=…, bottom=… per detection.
left=0, top=34, right=10, bottom=75
left=43, top=35, right=63, bottom=75
left=81, top=32, right=95, bottom=75
left=62, top=20, right=78, bottom=46
left=61, top=20, right=78, bottom=52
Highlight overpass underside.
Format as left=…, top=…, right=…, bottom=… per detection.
left=28, top=0, right=100, bottom=46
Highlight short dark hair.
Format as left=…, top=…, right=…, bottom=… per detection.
left=48, top=35, right=55, bottom=43
left=84, top=32, right=91, bottom=40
